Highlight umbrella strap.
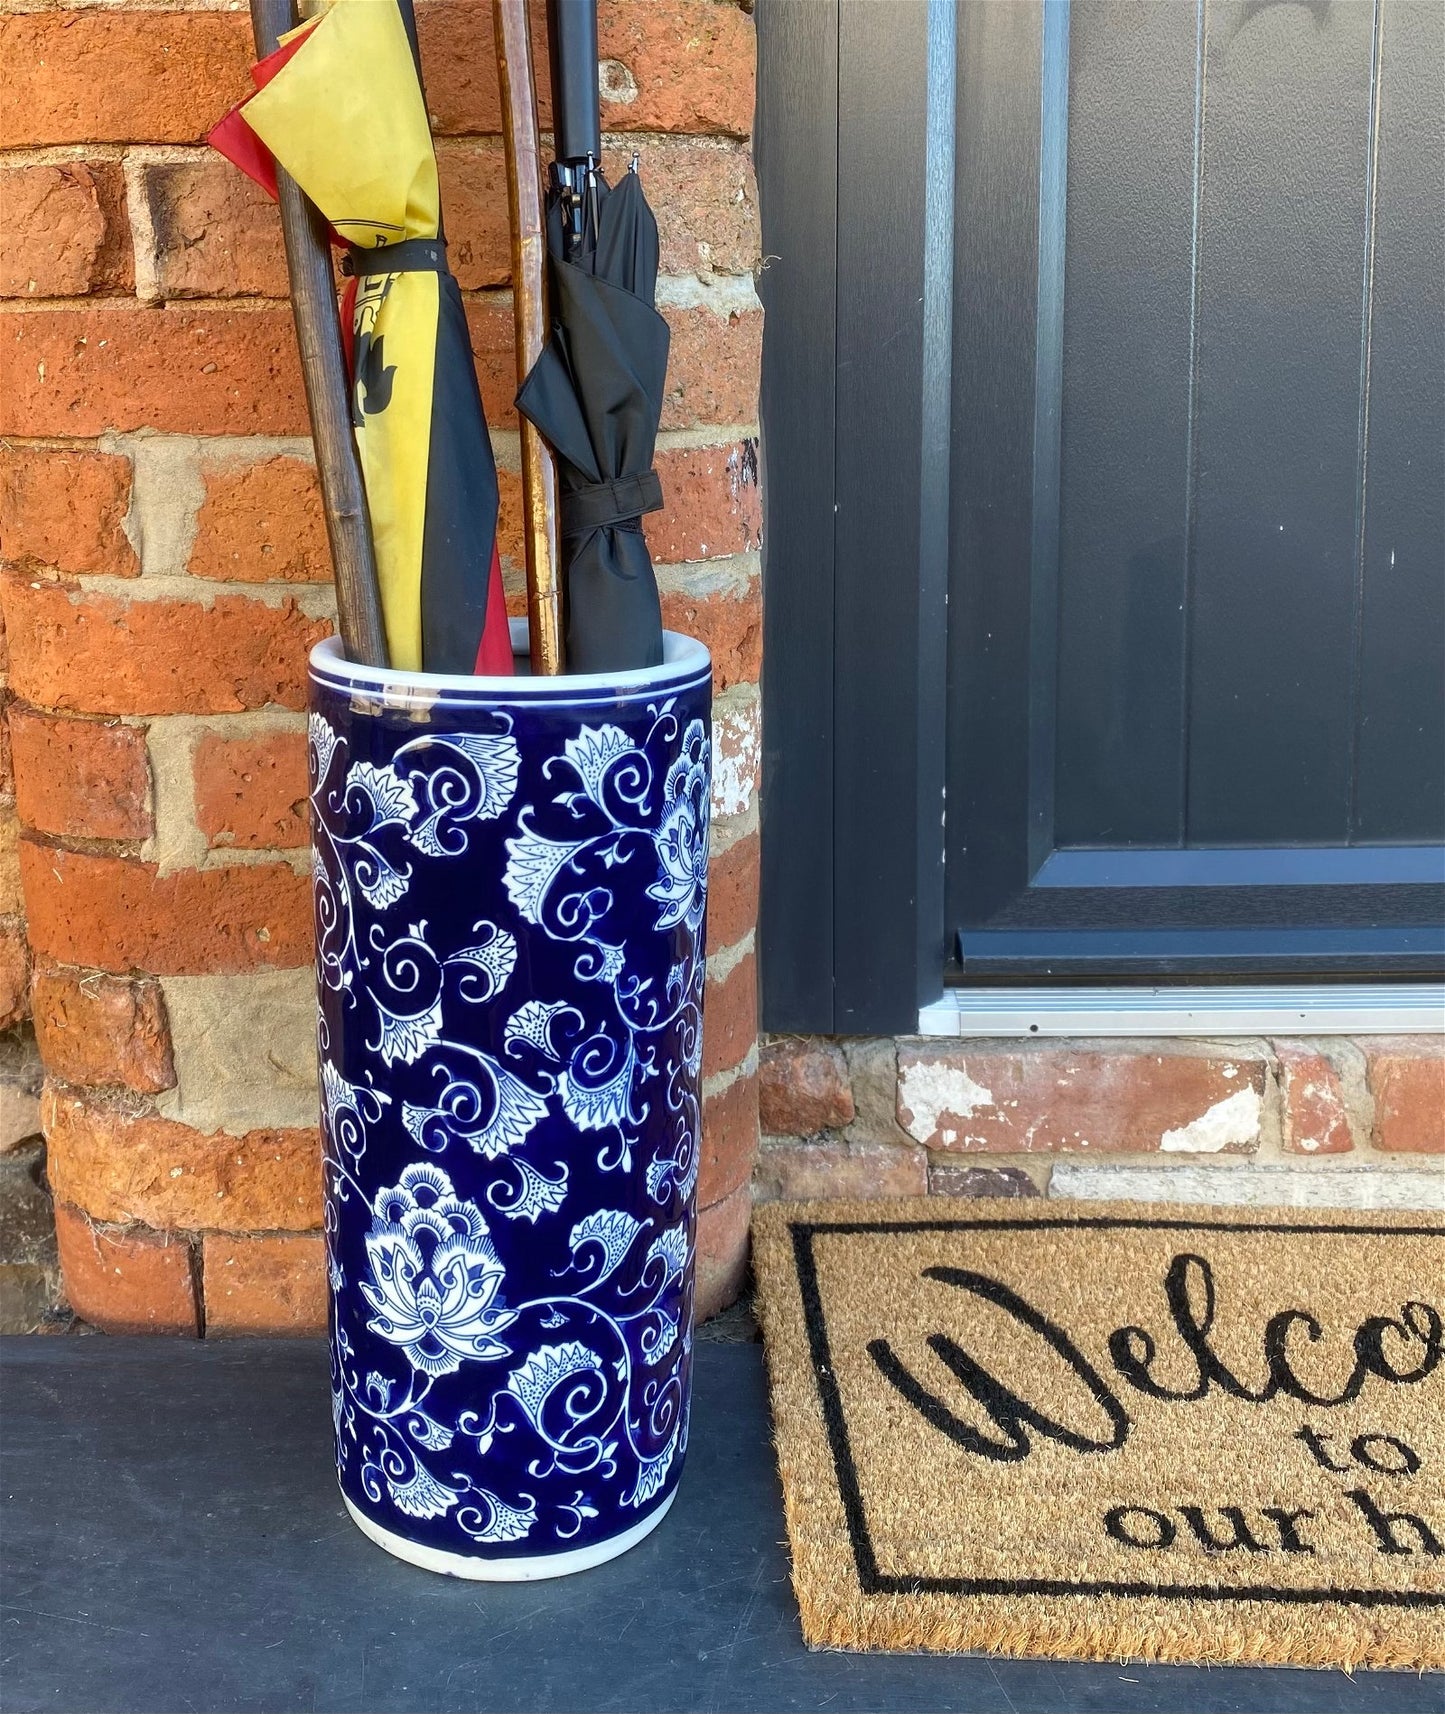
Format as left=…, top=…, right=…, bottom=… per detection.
left=341, top=239, right=448, bottom=277
left=562, top=471, right=664, bottom=538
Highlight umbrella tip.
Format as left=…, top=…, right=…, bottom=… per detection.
left=628, top=151, right=640, bottom=175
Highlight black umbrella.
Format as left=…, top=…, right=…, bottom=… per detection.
left=515, top=0, right=668, bottom=673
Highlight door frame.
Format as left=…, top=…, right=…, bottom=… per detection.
left=756, top=0, right=953, bottom=1035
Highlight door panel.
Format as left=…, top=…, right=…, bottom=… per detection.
left=948, top=0, right=1445, bottom=975
left=1355, top=0, right=1445, bottom=841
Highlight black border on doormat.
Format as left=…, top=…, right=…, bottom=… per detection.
left=787, top=1213, right=1445, bottom=1610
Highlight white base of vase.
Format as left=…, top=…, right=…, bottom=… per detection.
left=342, top=1489, right=678, bottom=1581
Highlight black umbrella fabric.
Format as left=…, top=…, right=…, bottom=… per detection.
left=516, top=167, right=669, bottom=674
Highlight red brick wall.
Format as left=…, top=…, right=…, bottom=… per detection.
left=0, top=0, right=762, bottom=1334
left=757, top=1035, right=1444, bottom=1204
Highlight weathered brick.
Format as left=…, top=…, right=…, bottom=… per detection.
left=202, top=1231, right=326, bottom=1335
left=194, top=730, right=308, bottom=850
left=712, top=688, right=760, bottom=819
left=759, top=1038, right=854, bottom=1135
left=1, top=574, right=328, bottom=715
left=0, top=815, right=20, bottom=918
left=754, top=1137, right=927, bottom=1202
left=45, top=1087, right=322, bottom=1230
left=601, top=139, right=758, bottom=277
left=9, top=707, right=151, bottom=841
left=21, top=842, right=313, bottom=976
left=699, top=1065, right=758, bottom=1208
left=705, top=826, right=759, bottom=952
left=0, top=1031, right=42, bottom=1154
left=1275, top=1040, right=1354, bottom=1156
left=416, top=0, right=756, bottom=140
left=0, top=11, right=253, bottom=148
left=53, top=1202, right=199, bottom=1335
left=896, top=1043, right=1267, bottom=1154
left=141, top=159, right=289, bottom=301
left=926, top=1162, right=1042, bottom=1199
left=648, top=440, right=761, bottom=568
left=2, top=304, right=307, bottom=439
left=1367, top=1039, right=1445, bottom=1154
left=702, top=951, right=756, bottom=1081
left=443, top=139, right=756, bottom=292
left=0, top=446, right=137, bottom=578
left=0, top=162, right=133, bottom=297
left=32, top=968, right=174, bottom=1094
left=189, top=456, right=330, bottom=584
left=0, top=923, right=30, bottom=1029
left=695, top=1180, right=749, bottom=1322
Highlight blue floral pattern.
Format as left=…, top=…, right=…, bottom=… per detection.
left=311, top=653, right=710, bottom=1563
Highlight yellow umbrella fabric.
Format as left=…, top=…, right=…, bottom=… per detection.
left=240, top=0, right=506, bottom=674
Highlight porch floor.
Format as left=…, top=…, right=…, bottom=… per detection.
left=2, top=1332, right=1436, bottom=1714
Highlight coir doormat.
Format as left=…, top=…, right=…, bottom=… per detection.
left=752, top=1199, right=1444, bottom=1669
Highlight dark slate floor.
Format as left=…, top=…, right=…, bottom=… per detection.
left=1, top=1335, right=1439, bottom=1714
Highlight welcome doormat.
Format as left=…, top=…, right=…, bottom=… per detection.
left=752, top=1200, right=1444, bottom=1669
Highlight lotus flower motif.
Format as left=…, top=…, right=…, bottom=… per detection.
left=360, top=1164, right=517, bottom=1376
left=647, top=720, right=710, bottom=935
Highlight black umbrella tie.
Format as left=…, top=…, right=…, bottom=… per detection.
left=561, top=470, right=664, bottom=538
left=342, top=238, right=448, bottom=276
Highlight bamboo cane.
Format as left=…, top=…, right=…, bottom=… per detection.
left=249, top=0, right=389, bottom=669
left=495, top=0, right=564, bottom=676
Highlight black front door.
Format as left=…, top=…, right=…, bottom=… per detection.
left=756, top=0, right=1445, bottom=1034
left=947, top=0, right=1444, bottom=975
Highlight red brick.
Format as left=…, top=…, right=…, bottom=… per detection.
left=702, top=951, right=756, bottom=1081
left=189, top=458, right=330, bottom=584
left=0, top=162, right=133, bottom=297
left=648, top=440, right=762, bottom=568
left=759, top=1038, right=854, bottom=1135
left=32, top=968, right=174, bottom=1093
left=45, top=1086, right=322, bottom=1230
left=0, top=11, right=253, bottom=148
left=705, top=827, right=759, bottom=952
left=1367, top=1039, right=1445, bottom=1154
left=0, top=446, right=137, bottom=578
left=699, top=1065, right=758, bottom=1208
left=754, top=1137, right=927, bottom=1202
left=660, top=304, right=762, bottom=430
left=0, top=923, right=29, bottom=1029
left=1, top=574, right=329, bottom=715
left=695, top=1181, right=749, bottom=1322
left=142, top=158, right=289, bottom=301
left=463, top=296, right=761, bottom=432
left=202, top=1231, right=327, bottom=1335
left=1274, top=1040, right=1354, bottom=1156
left=53, top=1202, right=199, bottom=1335
left=9, top=707, right=150, bottom=841
left=194, top=731, right=308, bottom=850
left=416, top=0, right=755, bottom=140
left=438, top=147, right=513, bottom=290
left=2, top=304, right=307, bottom=439
left=21, top=841, right=313, bottom=976
left=896, top=1044, right=1267, bottom=1154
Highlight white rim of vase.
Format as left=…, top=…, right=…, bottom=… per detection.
left=310, top=625, right=711, bottom=704
left=341, top=1488, right=678, bottom=1581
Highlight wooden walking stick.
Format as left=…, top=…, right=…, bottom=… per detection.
left=495, top=0, right=564, bottom=676
left=249, top=0, right=389, bottom=669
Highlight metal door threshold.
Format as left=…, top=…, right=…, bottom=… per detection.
left=918, top=983, right=1445, bottom=1037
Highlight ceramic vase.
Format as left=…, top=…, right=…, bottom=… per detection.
left=308, top=625, right=711, bottom=1578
